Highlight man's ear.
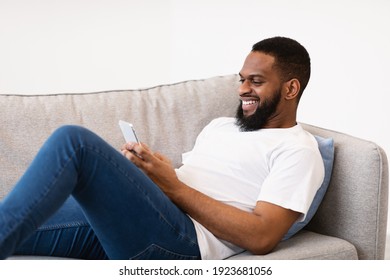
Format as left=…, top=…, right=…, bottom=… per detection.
left=284, top=79, right=300, bottom=100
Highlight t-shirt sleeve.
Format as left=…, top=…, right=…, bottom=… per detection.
left=257, top=145, right=325, bottom=221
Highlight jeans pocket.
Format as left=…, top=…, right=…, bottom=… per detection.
left=129, top=244, right=199, bottom=260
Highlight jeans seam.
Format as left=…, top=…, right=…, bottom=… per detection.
left=130, top=243, right=199, bottom=260
left=38, top=222, right=91, bottom=231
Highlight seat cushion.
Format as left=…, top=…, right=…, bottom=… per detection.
left=227, top=230, right=358, bottom=260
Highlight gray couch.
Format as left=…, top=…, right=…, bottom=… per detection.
left=1, top=75, right=388, bottom=260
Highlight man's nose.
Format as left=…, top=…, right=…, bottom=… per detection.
left=238, top=79, right=251, bottom=96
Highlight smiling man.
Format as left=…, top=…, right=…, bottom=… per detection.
left=0, top=37, right=324, bottom=260
left=236, top=39, right=310, bottom=131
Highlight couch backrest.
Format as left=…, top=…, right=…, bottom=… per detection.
left=0, top=75, right=240, bottom=198
left=0, top=74, right=388, bottom=259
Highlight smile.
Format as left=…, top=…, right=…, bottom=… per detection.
left=242, top=100, right=259, bottom=106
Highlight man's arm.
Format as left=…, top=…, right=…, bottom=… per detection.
left=121, top=143, right=300, bottom=255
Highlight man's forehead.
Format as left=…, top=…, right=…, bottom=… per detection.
left=240, top=52, right=275, bottom=76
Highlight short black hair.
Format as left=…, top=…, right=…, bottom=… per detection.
left=252, top=37, right=311, bottom=99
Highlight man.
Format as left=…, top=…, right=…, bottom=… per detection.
left=0, top=37, right=324, bottom=260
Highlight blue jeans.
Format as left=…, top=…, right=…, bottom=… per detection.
left=0, top=125, right=200, bottom=260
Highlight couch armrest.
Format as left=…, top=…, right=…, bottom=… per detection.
left=301, top=123, right=389, bottom=259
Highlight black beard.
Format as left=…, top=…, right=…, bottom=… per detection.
left=235, top=89, right=282, bottom=131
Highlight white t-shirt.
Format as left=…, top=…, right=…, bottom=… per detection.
left=175, top=117, right=324, bottom=259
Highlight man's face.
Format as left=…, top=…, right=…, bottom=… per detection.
left=235, top=51, right=283, bottom=131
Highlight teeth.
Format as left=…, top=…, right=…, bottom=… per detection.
left=242, top=100, right=259, bottom=105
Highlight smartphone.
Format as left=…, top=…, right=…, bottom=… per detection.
left=118, top=120, right=140, bottom=143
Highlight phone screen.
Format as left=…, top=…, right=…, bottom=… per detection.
left=119, top=120, right=139, bottom=143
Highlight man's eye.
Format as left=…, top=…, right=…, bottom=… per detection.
left=238, top=78, right=263, bottom=85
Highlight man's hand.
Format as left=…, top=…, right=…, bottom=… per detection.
left=120, top=142, right=181, bottom=197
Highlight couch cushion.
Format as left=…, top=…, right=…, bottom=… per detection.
left=228, top=230, right=358, bottom=260
left=283, top=135, right=335, bottom=240
left=7, top=231, right=357, bottom=260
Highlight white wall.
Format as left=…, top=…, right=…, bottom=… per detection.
left=1, top=0, right=389, bottom=226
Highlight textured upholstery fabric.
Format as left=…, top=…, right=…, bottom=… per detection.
left=0, top=75, right=388, bottom=259
left=229, top=231, right=358, bottom=260
left=9, top=232, right=357, bottom=260
left=0, top=76, right=239, bottom=198
left=301, top=124, right=389, bottom=260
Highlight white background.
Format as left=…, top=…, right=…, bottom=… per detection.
left=1, top=0, right=389, bottom=231
left=1, top=260, right=389, bottom=279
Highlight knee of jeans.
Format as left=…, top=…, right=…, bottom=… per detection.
left=52, top=125, right=90, bottom=139
left=50, top=125, right=94, bottom=147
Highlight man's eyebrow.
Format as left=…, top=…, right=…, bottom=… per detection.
left=238, top=73, right=265, bottom=79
